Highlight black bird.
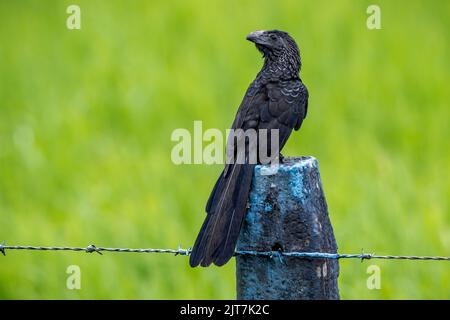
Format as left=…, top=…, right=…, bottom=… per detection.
left=190, top=30, right=309, bottom=267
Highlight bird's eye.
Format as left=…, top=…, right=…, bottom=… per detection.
left=270, top=34, right=277, bottom=41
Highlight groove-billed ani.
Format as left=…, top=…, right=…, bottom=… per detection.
left=190, top=30, right=309, bottom=267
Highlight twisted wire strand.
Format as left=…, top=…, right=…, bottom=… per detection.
left=1, top=241, right=449, bottom=261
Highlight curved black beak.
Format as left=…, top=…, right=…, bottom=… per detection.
left=246, top=30, right=266, bottom=44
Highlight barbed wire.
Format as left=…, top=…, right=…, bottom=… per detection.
left=1, top=241, right=449, bottom=261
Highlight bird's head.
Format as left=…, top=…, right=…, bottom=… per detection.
left=246, top=30, right=301, bottom=75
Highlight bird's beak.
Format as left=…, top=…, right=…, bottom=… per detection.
left=246, top=30, right=266, bottom=44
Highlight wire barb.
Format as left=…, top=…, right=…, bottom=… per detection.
left=360, top=248, right=373, bottom=262
left=267, top=248, right=286, bottom=264
left=0, top=240, right=6, bottom=256
left=85, top=244, right=102, bottom=255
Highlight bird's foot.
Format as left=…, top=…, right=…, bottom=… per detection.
left=278, top=153, right=285, bottom=164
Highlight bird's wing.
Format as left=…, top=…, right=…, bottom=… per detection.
left=259, top=79, right=309, bottom=152
left=206, top=80, right=266, bottom=214
left=230, top=79, right=266, bottom=131
left=192, top=79, right=309, bottom=267
left=224, top=79, right=308, bottom=173
left=223, top=80, right=267, bottom=177
left=206, top=79, right=308, bottom=265
left=197, top=81, right=267, bottom=266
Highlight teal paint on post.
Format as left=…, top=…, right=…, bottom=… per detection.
left=236, top=156, right=340, bottom=300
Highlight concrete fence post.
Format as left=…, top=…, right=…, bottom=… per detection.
left=236, top=156, right=340, bottom=300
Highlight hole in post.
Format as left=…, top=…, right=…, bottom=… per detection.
left=271, top=242, right=283, bottom=252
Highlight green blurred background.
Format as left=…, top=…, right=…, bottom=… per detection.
left=0, top=0, right=449, bottom=299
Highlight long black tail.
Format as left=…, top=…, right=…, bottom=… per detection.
left=189, top=163, right=255, bottom=267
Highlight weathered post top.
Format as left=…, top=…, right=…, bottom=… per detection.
left=236, top=156, right=339, bottom=300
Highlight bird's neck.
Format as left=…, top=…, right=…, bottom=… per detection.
left=258, top=53, right=300, bottom=82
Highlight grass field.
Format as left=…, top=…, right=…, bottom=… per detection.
left=0, top=0, right=449, bottom=299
